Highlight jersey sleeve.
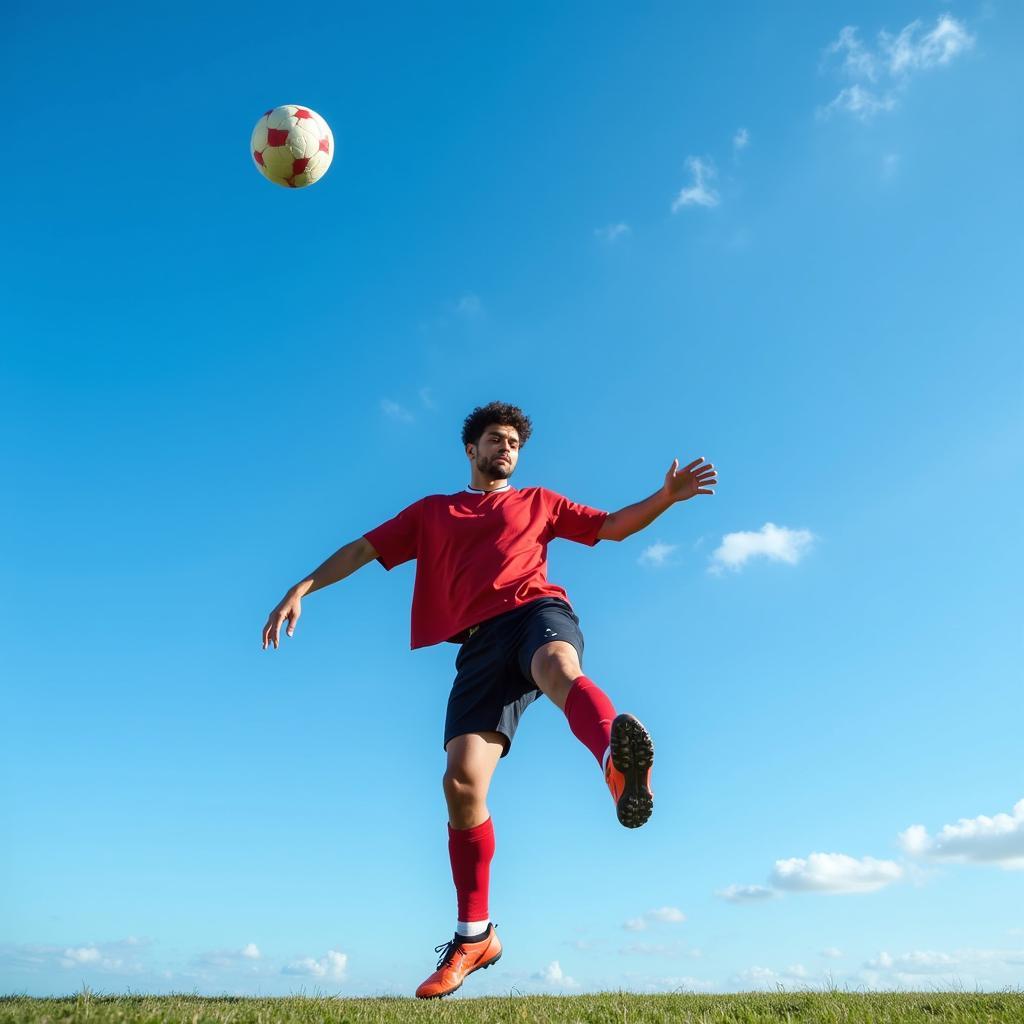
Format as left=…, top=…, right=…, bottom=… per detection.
left=363, top=499, right=423, bottom=570
left=545, top=489, right=609, bottom=546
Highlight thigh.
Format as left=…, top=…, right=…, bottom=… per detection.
left=515, top=599, right=585, bottom=684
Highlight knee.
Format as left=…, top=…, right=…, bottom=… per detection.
left=531, top=645, right=580, bottom=691
left=443, top=769, right=483, bottom=808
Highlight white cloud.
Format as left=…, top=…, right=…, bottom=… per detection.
left=862, top=947, right=1024, bottom=988
left=881, top=15, right=975, bottom=76
left=820, top=947, right=844, bottom=959
left=623, top=906, right=686, bottom=931
left=418, top=387, right=436, bottom=410
left=771, top=852, right=903, bottom=894
left=819, top=14, right=975, bottom=121
left=638, top=541, right=677, bottom=567
left=380, top=398, right=414, bottom=423
left=824, top=26, right=879, bottom=81
left=716, top=884, right=777, bottom=903
left=736, top=965, right=780, bottom=987
left=899, top=797, right=1024, bottom=869
left=24, top=939, right=153, bottom=974
left=534, top=960, right=578, bottom=987
left=454, top=293, right=483, bottom=317
left=672, top=157, right=719, bottom=211
left=193, top=943, right=263, bottom=969
left=821, top=84, right=896, bottom=122
left=732, top=127, right=750, bottom=152
left=595, top=222, right=631, bottom=242
left=709, top=522, right=815, bottom=574
left=866, top=950, right=957, bottom=974
left=282, top=950, right=347, bottom=981
left=62, top=946, right=101, bottom=965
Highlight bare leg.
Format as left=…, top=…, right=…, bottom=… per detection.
left=443, top=731, right=505, bottom=829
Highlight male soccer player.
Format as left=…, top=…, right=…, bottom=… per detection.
left=261, top=401, right=717, bottom=999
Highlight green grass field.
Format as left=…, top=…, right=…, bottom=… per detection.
left=2, top=992, right=1023, bottom=1024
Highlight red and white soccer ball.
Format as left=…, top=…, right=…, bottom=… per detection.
left=251, top=104, right=334, bottom=189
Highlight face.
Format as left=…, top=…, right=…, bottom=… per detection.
left=468, top=424, right=520, bottom=480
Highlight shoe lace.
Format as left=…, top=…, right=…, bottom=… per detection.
left=433, top=938, right=463, bottom=971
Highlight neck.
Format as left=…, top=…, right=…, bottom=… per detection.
left=467, top=476, right=510, bottom=492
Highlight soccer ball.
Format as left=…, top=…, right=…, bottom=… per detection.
left=251, top=105, right=334, bottom=189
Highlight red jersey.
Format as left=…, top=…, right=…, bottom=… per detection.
left=364, top=485, right=608, bottom=649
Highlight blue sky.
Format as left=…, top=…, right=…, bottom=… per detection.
left=3, top=0, right=1023, bottom=998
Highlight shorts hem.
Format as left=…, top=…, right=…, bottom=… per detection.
left=444, top=727, right=513, bottom=758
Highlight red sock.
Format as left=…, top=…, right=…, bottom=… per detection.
left=447, top=816, right=494, bottom=923
left=563, top=675, right=616, bottom=768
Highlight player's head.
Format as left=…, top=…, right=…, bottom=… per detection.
left=462, top=402, right=533, bottom=481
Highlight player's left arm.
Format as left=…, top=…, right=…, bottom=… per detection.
left=596, top=457, right=717, bottom=542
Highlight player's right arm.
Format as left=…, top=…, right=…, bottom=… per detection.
left=261, top=536, right=379, bottom=650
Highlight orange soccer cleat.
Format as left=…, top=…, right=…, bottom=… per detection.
left=415, top=923, right=503, bottom=999
left=604, top=713, right=654, bottom=828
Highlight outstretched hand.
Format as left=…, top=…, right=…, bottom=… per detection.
left=262, top=591, right=302, bottom=649
left=663, top=456, right=717, bottom=502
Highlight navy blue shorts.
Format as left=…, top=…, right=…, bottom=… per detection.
left=444, top=597, right=585, bottom=759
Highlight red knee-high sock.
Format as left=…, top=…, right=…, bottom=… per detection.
left=447, top=816, right=495, bottom=923
left=563, top=675, right=617, bottom=768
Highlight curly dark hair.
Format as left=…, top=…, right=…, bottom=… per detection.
left=461, top=402, right=533, bottom=448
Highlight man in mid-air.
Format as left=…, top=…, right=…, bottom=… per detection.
left=261, top=401, right=717, bottom=999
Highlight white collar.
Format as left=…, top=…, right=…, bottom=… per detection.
left=466, top=482, right=512, bottom=494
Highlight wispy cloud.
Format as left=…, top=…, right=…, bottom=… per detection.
left=715, top=884, right=777, bottom=903
left=638, top=541, right=677, bottom=568
left=0, top=937, right=151, bottom=976
left=193, top=944, right=262, bottom=969
left=418, top=386, right=436, bottom=410
left=899, top=797, right=1024, bottom=869
left=619, top=940, right=702, bottom=957
left=282, top=950, right=348, bottom=981
left=623, top=906, right=686, bottom=931
left=454, top=293, right=483, bottom=317
left=822, top=84, right=896, bottom=120
left=861, top=947, right=1024, bottom=988
left=709, top=522, right=815, bottom=574
left=595, top=222, right=631, bottom=243
left=771, top=852, right=903, bottom=894
left=819, top=14, right=975, bottom=121
left=672, top=157, right=719, bottom=211
left=380, top=398, right=414, bottom=423
left=732, top=127, right=750, bottom=153
left=820, top=947, right=844, bottom=959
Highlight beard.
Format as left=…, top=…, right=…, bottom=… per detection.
left=477, top=454, right=512, bottom=480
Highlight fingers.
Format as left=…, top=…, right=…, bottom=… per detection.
left=286, top=607, right=300, bottom=638
left=262, top=610, right=285, bottom=649
left=681, top=456, right=705, bottom=472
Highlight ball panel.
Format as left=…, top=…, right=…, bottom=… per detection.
left=261, top=146, right=295, bottom=179
left=250, top=122, right=269, bottom=149
left=291, top=125, right=321, bottom=159
left=267, top=106, right=299, bottom=130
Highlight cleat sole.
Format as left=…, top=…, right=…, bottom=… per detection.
left=610, top=713, right=654, bottom=828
